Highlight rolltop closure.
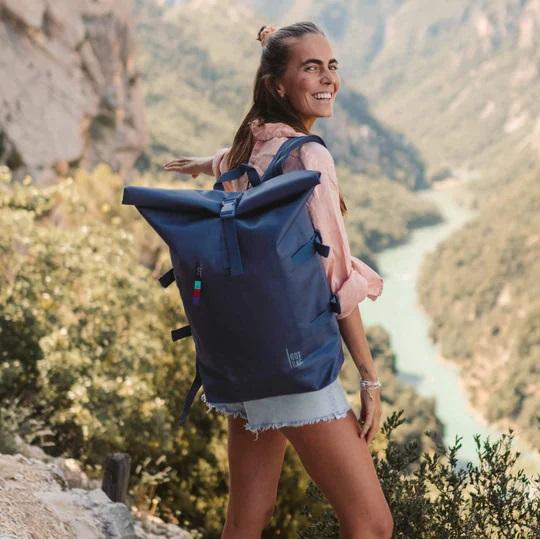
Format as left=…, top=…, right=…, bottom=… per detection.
left=220, top=193, right=244, bottom=276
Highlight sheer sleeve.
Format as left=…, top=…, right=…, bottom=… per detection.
left=212, top=147, right=230, bottom=179
left=296, top=142, right=384, bottom=319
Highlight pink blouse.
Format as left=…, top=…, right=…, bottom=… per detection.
left=211, top=119, right=384, bottom=319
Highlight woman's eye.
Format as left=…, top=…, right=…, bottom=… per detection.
left=306, top=64, right=339, bottom=72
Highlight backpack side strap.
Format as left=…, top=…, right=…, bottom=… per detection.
left=329, top=293, right=341, bottom=314
left=291, top=229, right=330, bottom=264
left=171, top=325, right=192, bottom=341
left=175, top=361, right=202, bottom=427
left=158, top=268, right=175, bottom=288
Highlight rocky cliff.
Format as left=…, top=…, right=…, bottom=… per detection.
left=0, top=0, right=148, bottom=184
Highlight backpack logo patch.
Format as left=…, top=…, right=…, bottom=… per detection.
left=286, top=347, right=303, bottom=368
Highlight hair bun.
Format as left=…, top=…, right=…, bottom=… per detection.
left=256, top=24, right=279, bottom=47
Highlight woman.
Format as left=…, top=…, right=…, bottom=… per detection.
left=163, top=21, right=393, bottom=539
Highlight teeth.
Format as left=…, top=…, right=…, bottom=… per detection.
left=313, top=92, right=332, bottom=100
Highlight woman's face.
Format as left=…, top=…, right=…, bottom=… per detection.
left=275, top=33, right=340, bottom=130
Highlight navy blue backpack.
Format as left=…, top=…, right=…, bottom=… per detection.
left=122, top=135, right=344, bottom=427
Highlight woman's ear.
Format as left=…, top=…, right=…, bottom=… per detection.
left=264, top=77, right=285, bottom=98
left=275, top=80, right=286, bottom=98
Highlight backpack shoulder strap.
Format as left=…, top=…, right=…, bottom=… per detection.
left=213, top=163, right=262, bottom=191
left=261, top=134, right=327, bottom=182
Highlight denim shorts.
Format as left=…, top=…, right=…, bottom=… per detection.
left=200, top=376, right=352, bottom=441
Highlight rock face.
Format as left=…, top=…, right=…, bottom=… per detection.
left=0, top=0, right=148, bottom=184
left=0, top=439, right=196, bottom=539
left=0, top=453, right=141, bottom=539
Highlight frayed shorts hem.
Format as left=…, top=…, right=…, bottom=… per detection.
left=201, top=398, right=249, bottom=421
left=201, top=396, right=351, bottom=441
left=244, top=408, right=351, bottom=440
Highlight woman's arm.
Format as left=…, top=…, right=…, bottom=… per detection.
left=338, top=306, right=378, bottom=381
left=211, top=147, right=230, bottom=177
left=298, top=143, right=384, bottom=314
left=296, top=142, right=384, bottom=378
left=162, top=147, right=229, bottom=177
left=199, top=156, right=214, bottom=176
left=340, top=303, right=383, bottom=443
left=192, top=147, right=229, bottom=176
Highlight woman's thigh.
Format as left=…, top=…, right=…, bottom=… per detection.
left=226, top=415, right=288, bottom=525
left=279, top=409, right=392, bottom=536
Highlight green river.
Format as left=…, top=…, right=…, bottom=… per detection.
left=359, top=178, right=540, bottom=476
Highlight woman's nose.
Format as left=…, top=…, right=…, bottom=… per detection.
left=320, top=75, right=337, bottom=89
left=321, top=69, right=337, bottom=84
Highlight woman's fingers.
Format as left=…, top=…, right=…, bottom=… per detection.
left=360, top=406, right=374, bottom=439
left=163, top=158, right=189, bottom=169
left=163, top=160, right=178, bottom=168
left=162, top=158, right=206, bottom=179
left=366, top=415, right=378, bottom=444
left=164, top=164, right=188, bottom=171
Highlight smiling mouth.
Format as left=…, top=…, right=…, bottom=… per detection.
left=312, top=92, right=334, bottom=101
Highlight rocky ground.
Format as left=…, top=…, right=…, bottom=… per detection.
left=0, top=437, right=199, bottom=539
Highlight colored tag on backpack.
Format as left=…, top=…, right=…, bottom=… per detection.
left=192, top=262, right=202, bottom=305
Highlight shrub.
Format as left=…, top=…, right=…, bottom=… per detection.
left=298, top=411, right=540, bottom=538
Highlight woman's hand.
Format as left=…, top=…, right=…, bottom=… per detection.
left=358, top=388, right=382, bottom=444
left=162, top=156, right=213, bottom=178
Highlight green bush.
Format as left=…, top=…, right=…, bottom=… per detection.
left=298, top=411, right=540, bottom=539
left=0, top=165, right=359, bottom=536
left=2, top=165, right=536, bottom=538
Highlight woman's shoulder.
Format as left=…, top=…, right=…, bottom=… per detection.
left=295, top=140, right=337, bottom=183
left=212, top=146, right=230, bottom=177
left=299, top=140, right=334, bottom=166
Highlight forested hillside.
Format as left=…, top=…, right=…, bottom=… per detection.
left=250, top=0, right=540, bottom=187
left=418, top=170, right=540, bottom=448
left=135, top=0, right=427, bottom=189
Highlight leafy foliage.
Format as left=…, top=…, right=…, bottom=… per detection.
left=0, top=165, right=419, bottom=536
left=298, top=411, right=540, bottom=539
left=337, top=164, right=441, bottom=259
left=2, top=160, right=534, bottom=536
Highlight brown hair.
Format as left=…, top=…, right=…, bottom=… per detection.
left=225, top=21, right=348, bottom=216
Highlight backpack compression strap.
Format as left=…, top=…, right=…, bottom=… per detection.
left=168, top=323, right=201, bottom=428
left=261, top=134, right=327, bottom=182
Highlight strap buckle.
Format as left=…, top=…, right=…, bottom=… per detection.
left=220, top=198, right=237, bottom=219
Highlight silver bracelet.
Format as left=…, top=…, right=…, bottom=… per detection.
left=360, top=379, right=381, bottom=401
left=360, top=379, right=381, bottom=388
